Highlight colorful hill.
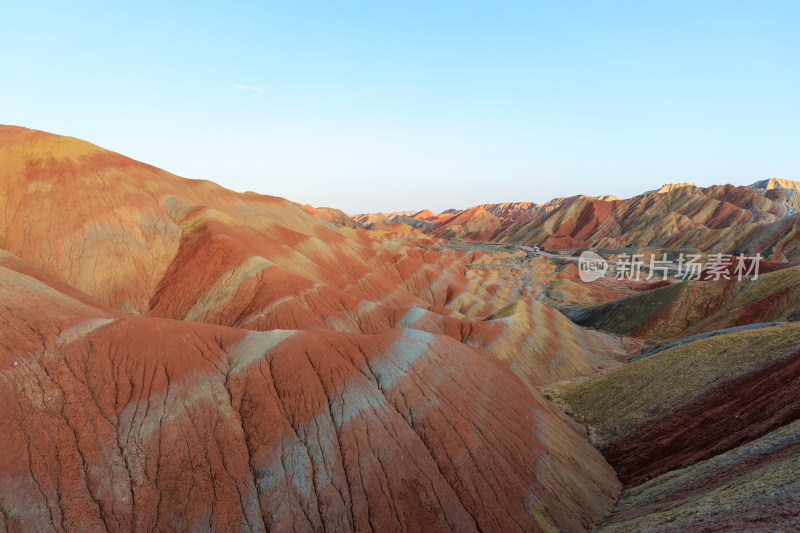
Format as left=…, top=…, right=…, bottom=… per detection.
left=358, top=179, right=800, bottom=260
left=3, top=124, right=799, bottom=531
left=0, top=125, right=631, bottom=531
left=0, top=252, right=622, bottom=532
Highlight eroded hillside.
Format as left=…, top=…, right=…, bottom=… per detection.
left=2, top=125, right=799, bottom=532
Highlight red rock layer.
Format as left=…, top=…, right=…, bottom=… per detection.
left=605, top=348, right=800, bottom=486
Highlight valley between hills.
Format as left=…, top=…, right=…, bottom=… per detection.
left=1, top=125, right=799, bottom=532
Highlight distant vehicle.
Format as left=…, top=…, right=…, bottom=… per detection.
left=532, top=246, right=540, bottom=252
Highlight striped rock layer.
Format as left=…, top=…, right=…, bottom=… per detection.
left=550, top=323, right=800, bottom=532
left=357, top=181, right=800, bottom=260
left=0, top=126, right=624, bottom=532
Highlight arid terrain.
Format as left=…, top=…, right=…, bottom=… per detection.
left=1, top=125, right=799, bottom=532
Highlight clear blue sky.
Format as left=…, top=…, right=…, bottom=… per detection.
left=2, top=1, right=798, bottom=214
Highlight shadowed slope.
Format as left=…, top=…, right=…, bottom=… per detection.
left=599, top=419, right=800, bottom=532
left=547, top=323, right=800, bottom=530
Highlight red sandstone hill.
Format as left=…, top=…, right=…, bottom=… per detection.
left=430, top=206, right=508, bottom=241
left=302, top=204, right=363, bottom=228
left=0, top=125, right=627, bottom=532
left=0, top=252, right=621, bottom=531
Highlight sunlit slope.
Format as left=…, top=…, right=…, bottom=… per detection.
left=0, top=125, right=350, bottom=311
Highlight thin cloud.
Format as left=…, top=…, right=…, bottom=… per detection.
left=233, top=84, right=264, bottom=92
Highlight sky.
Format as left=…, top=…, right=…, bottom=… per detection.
left=2, top=1, right=798, bottom=214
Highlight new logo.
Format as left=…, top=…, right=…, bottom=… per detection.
left=578, top=251, right=608, bottom=282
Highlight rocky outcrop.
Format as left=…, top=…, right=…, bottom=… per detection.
left=750, top=177, right=800, bottom=191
